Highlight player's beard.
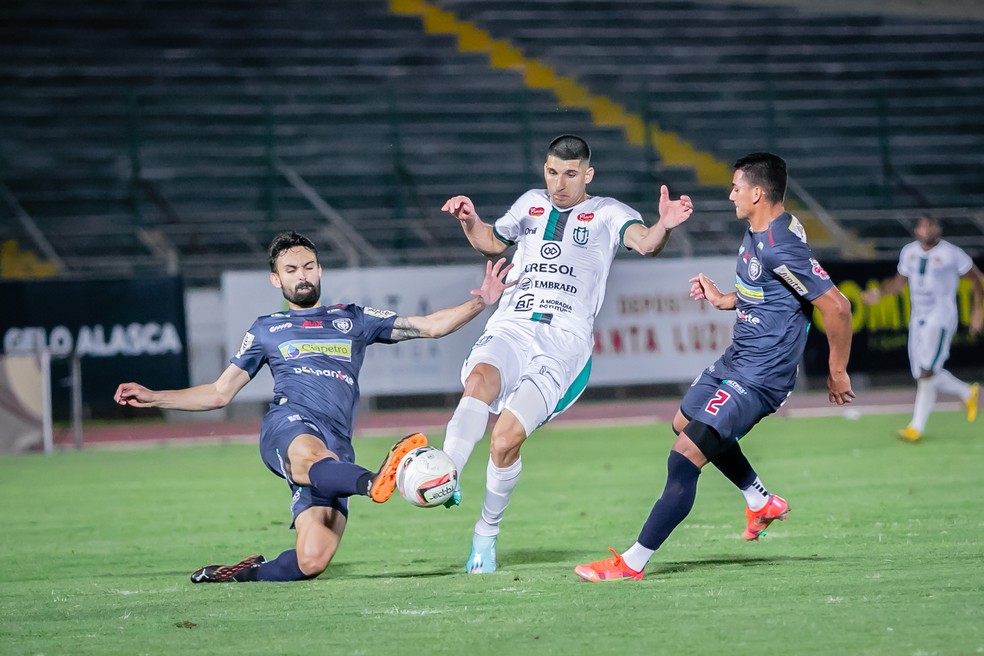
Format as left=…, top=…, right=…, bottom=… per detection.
left=283, top=280, right=321, bottom=308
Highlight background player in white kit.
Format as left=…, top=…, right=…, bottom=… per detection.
left=440, top=134, right=694, bottom=573
left=864, top=215, right=983, bottom=442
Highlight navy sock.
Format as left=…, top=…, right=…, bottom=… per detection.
left=637, top=451, right=702, bottom=551
left=711, top=442, right=757, bottom=490
left=255, top=549, right=312, bottom=582
left=306, top=458, right=373, bottom=498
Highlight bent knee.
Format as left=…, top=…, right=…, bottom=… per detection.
left=489, top=419, right=525, bottom=465
left=463, top=364, right=501, bottom=402
left=295, top=547, right=333, bottom=578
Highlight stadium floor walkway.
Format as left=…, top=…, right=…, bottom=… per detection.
left=63, top=388, right=957, bottom=448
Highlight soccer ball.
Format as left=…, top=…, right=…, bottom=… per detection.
left=395, top=446, right=459, bottom=508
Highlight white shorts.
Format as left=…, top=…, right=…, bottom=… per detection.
left=908, top=315, right=956, bottom=378
left=461, top=320, right=592, bottom=434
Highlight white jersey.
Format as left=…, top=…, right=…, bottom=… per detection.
left=487, top=189, right=643, bottom=342
left=898, top=239, right=973, bottom=323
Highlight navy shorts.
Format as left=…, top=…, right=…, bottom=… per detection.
left=679, top=370, right=786, bottom=443
left=259, top=404, right=355, bottom=523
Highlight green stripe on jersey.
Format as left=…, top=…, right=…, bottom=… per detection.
left=544, top=209, right=571, bottom=241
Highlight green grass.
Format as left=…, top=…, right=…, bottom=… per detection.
left=2, top=410, right=983, bottom=656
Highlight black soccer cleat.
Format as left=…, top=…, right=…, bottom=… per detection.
left=190, top=554, right=266, bottom=583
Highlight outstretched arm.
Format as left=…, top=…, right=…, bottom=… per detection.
left=114, top=364, right=251, bottom=411
left=812, top=286, right=855, bottom=406
left=442, top=195, right=508, bottom=257
left=622, top=185, right=694, bottom=256
left=389, top=258, right=515, bottom=341
left=863, top=272, right=907, bottom=305
left=689, top=273, right=737, bottom=310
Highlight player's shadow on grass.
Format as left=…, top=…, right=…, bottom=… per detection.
left=657, top=554, right=829, bottom=575
left=326, top=562, right=461, bottom=580
left=503, top=548, right=580, bottom=566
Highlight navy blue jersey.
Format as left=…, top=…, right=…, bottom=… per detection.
left=710, top=213, right=834, bottom=397
left=231, top=304, right=398, bottom=439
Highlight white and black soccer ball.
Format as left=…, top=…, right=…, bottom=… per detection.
left=395, top=446, right=459, bottom=508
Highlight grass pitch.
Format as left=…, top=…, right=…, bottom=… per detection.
left=1, top=410, right=982, bottom=655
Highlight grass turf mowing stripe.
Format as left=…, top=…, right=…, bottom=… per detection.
left=1, top=411, right=982, bottom=655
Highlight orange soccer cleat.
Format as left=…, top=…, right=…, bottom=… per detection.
left=369, top=433, right=428, bottom=503
left=743, top=494, right=790, bottom=541
left=574, top=548, right=644, bottom=583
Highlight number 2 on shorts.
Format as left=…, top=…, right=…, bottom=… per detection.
left=704, top=389, right=731, bottom=416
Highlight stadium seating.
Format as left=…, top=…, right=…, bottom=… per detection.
left=1, top=0, right=981, bottom=285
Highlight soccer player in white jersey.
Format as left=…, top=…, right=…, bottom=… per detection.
left=440, top=134, right=694, bottom=573
left=864, top=215, right=983, bottom=442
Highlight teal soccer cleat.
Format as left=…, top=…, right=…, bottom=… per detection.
left=442, top=485, right=462, bottom=508
left=466, top=534, right=497, bottom=574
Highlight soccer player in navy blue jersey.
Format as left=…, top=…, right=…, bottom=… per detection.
left=114, top=231, right=513, bottom=583
left=576, top=153, right=856, bottom=582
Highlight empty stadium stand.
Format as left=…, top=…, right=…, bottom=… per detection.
left=1, top=0, right=981, bottom=285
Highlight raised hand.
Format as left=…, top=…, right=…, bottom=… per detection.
left=658, top=185, right=694, bottom=229
left=689, top=273, right=720, bottom=302
left=471, top=258, right=516, bottom=306
left=442, top=195, right=479, bottom=224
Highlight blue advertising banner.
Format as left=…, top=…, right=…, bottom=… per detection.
left=0, top=277, right=189, bottom=418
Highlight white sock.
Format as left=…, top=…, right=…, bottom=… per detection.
left=933, top=369, right=970, bottom=401
left=474, top=458, right=522, bottom=537
left=621, top=542, right=654, bottom=573
left=742, top=476, right=769, bottom=511
left=911, top=377, right=938, bottom=433
left=441, top=396, right=490, bottom=474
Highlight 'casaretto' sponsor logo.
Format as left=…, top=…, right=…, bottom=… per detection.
left=278, top=339, right=352, bottom=361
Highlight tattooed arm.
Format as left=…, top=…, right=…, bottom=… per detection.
left=388, top=258, right=514, bottom=341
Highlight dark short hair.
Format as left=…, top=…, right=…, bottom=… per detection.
left=917, top=214, right=940, bottom=228
left=547, top=134, right=591, bottom=163
left=734, top=152, right=787, bottom=204
left=268, top=231, right=319, bottom=272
